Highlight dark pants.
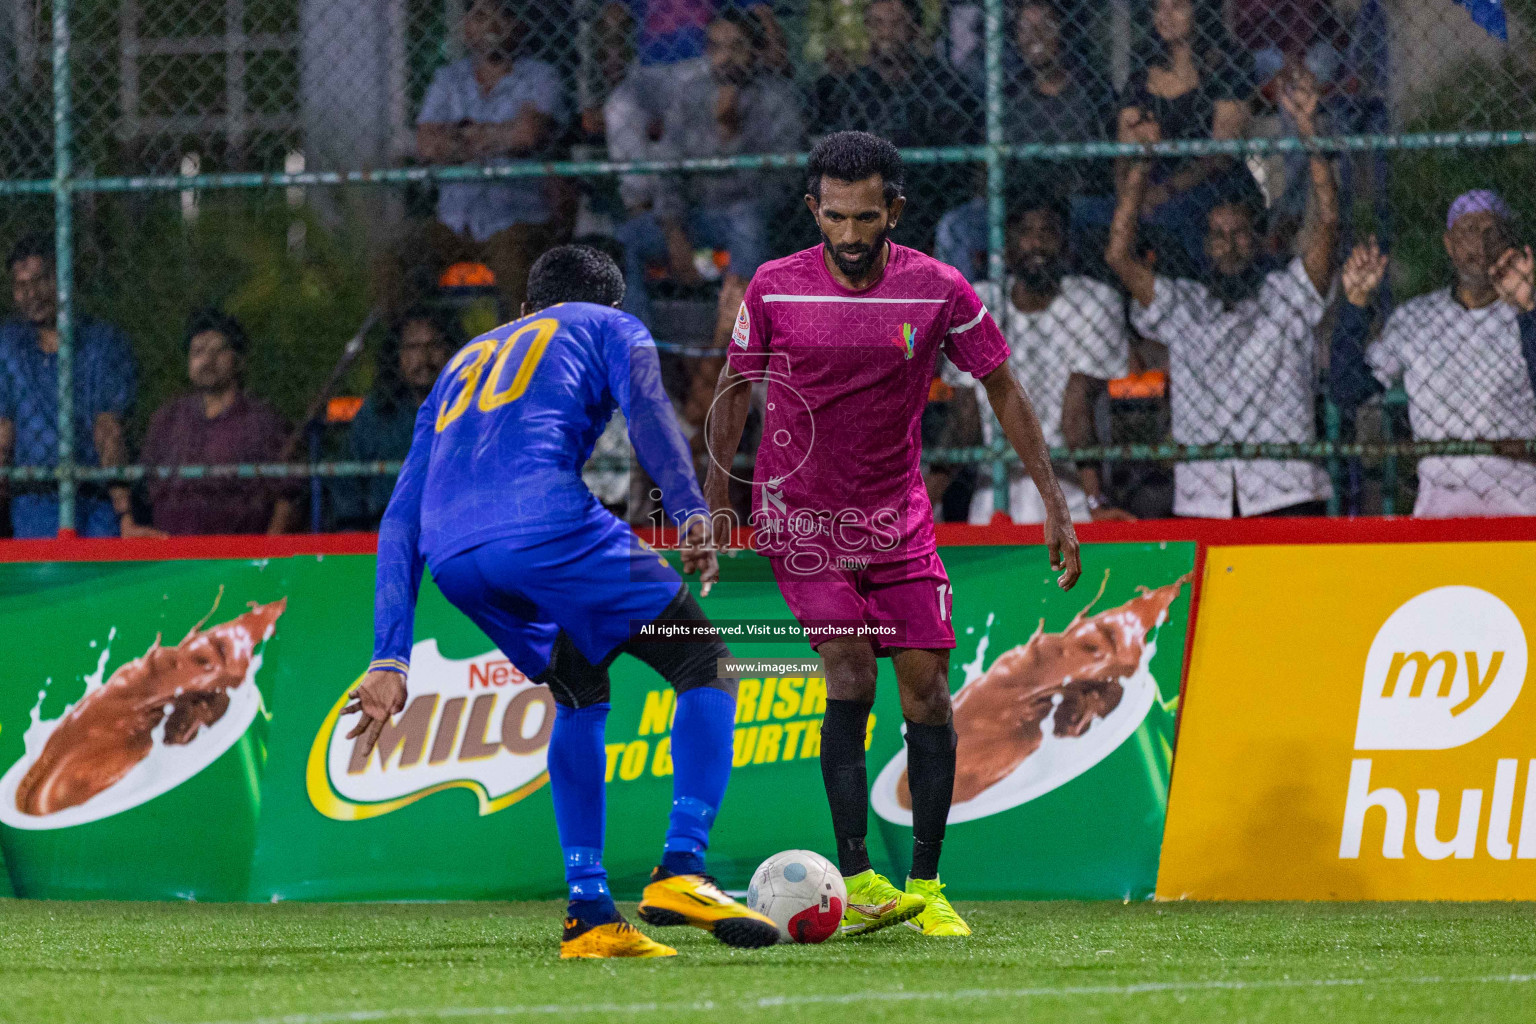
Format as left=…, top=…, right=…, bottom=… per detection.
left=376, top=219, right=556, bottom=317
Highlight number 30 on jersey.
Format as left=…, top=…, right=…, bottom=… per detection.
left=435, top=317, right=558, bottom=432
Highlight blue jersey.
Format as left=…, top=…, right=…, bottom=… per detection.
left=370, top=302, right=707, bottom=672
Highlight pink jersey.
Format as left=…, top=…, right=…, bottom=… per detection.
left=727, top=243, right=1009, bottom=567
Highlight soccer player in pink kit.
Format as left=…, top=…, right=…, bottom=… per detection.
left=704, top=132, right=1082, bottom=937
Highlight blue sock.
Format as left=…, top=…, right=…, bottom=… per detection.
left=548, top=702, right=616, bottom=921
left=661, top=687, right=736, bottom=877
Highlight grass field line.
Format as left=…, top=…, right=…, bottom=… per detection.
left=172, top=971, right=1536, bottom=1024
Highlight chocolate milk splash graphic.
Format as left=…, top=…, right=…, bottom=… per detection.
left=14, top=595, right=286, bottom=816
left=896, top=573, right=1189, bottom=810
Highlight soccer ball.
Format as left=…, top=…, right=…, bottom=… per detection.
left=746, top=849, right=846, bottom=944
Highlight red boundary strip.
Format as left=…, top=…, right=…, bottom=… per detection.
left=0, top=532, right=381, bottom=563
left=4, top=515, right=1536, bottom=563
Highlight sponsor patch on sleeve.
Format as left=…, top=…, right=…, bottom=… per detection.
left=731, top=301, right=751, bottom=348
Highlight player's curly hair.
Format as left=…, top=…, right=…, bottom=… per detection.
left=806, top=131, right=905, bottom=205
left=525, top=244, right=626, bottom=311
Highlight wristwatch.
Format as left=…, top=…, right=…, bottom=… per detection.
left=1085, top=493, right=1106, bottom=512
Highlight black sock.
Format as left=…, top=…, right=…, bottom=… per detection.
left=821, top=699, right=874, bottom=876
left=904, top=719, right=957, bottom=880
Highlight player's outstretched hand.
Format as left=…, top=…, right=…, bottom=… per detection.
left=343, top=670, right=408, bottom=758
left=1045, top=512, right=1082, bottom=591
left=681, top=518, right=720, bottom=597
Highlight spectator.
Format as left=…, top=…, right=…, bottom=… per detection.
left=948, top=197, right=1131, bottom=522
left=597, top=1, right=790, bottom=242
left=1232, top=0, right=1343, bottom=99
left=0, top=234, right=136, bottom=538
left=1003, top=1, right=1111, bottom=146
left=332, top=308, right=458, bottom=531
left=1231, top=0, right=1347, bottom=240
left=582, top=3, right=638, bottom=142
left=935, top=0, right=1110, bottom=281
left=614, top=6, right=804, bottom=335
left=135, top=310, right=298, bottom=536
left=805, top=0, right=950, bottom=77
left=1330, top=194, right=1536, bottom=517
left=1086, top=0, right=1255, bottom=274
left=597, top=5, right=660, bottom=231
left=812, top=0, right=979, bottom=251
left=388, top=0, right=570, bottom=316
left=1105, top=72, right=1338, bottom=518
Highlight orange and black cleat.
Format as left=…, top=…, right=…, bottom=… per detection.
left=559, top=914, right=677, bottom=959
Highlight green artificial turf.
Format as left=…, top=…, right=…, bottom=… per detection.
left=0, top=900, right=1533, bottom=1024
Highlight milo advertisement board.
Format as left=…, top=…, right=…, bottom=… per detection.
left=0, top=541, right=1193, bottom=901
left=870, top=545, right=1193, bottom=899
left=0, top=561, right=286, bottom=900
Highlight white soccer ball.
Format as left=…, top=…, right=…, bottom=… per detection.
left=746, top=849, right=847, bottom=944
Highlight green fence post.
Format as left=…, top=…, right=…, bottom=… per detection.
left=51, top=0, right=76, bottom=535
left=984, top=0, right=1007, bottom=517
left=1325, top=398, right=1341, bottom=517
left=1382, top=397, right=1397, bottom=517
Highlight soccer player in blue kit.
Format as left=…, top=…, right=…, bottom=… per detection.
left=344, top=245, right=778, bottom=959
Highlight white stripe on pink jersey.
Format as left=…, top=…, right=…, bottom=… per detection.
left=948, top=306, right=989, bottom=334
left=761, top=294, right=946, bottom=304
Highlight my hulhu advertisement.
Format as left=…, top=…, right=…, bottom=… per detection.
left=0, top=542, right=1193, bottom=902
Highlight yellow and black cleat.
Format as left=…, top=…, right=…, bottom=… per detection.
left=638, top=868, right=780, bottom=949
left=559, top=914, right=677, bottom=959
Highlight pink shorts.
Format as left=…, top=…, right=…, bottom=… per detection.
left=769, top=550, right=955, bottom=655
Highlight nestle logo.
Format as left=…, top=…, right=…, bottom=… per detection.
left=469, top=659, right=527, bottom=689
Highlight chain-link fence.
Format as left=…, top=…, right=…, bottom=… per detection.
left=3, top=0, right=1536, bottom=537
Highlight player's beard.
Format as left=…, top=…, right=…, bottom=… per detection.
left=822, top=227, right=891, bottom=283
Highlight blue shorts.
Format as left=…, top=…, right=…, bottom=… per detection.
left=430, top=513, right=684, bottom=679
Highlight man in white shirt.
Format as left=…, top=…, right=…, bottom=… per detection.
left=948, top=197, right=1132, bottom=523
left=1330, top=192, right=1536, bottom=517
left=1104, top=72, right=1338, bottom=518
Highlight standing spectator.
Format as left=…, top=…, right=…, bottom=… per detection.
left=331, top=308, right=458, bottom=531
left=951, top=198, right=1131, bottom=522
left=386, top=0, right=570, bottom=316
left=615, top=7, right=804, bottom=335
left=812, top=0, right=979, bottom=251
left=1330, top=194, right=1536, bottom=517
left=935, top=0, right=1110, bottom=281
left=0, top=235, right=136, bottom=538
left=1105, top=73, right=1338, bottom=518
left=1084, top=0, right=1255, bottom=274
left=134, top=310, right=298, bottom=536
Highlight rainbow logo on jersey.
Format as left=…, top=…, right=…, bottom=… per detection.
left=891, top=323, right=915, bottom=360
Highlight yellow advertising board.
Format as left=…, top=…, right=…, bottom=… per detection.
left=1158, top=541, right=1536, bottom=900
